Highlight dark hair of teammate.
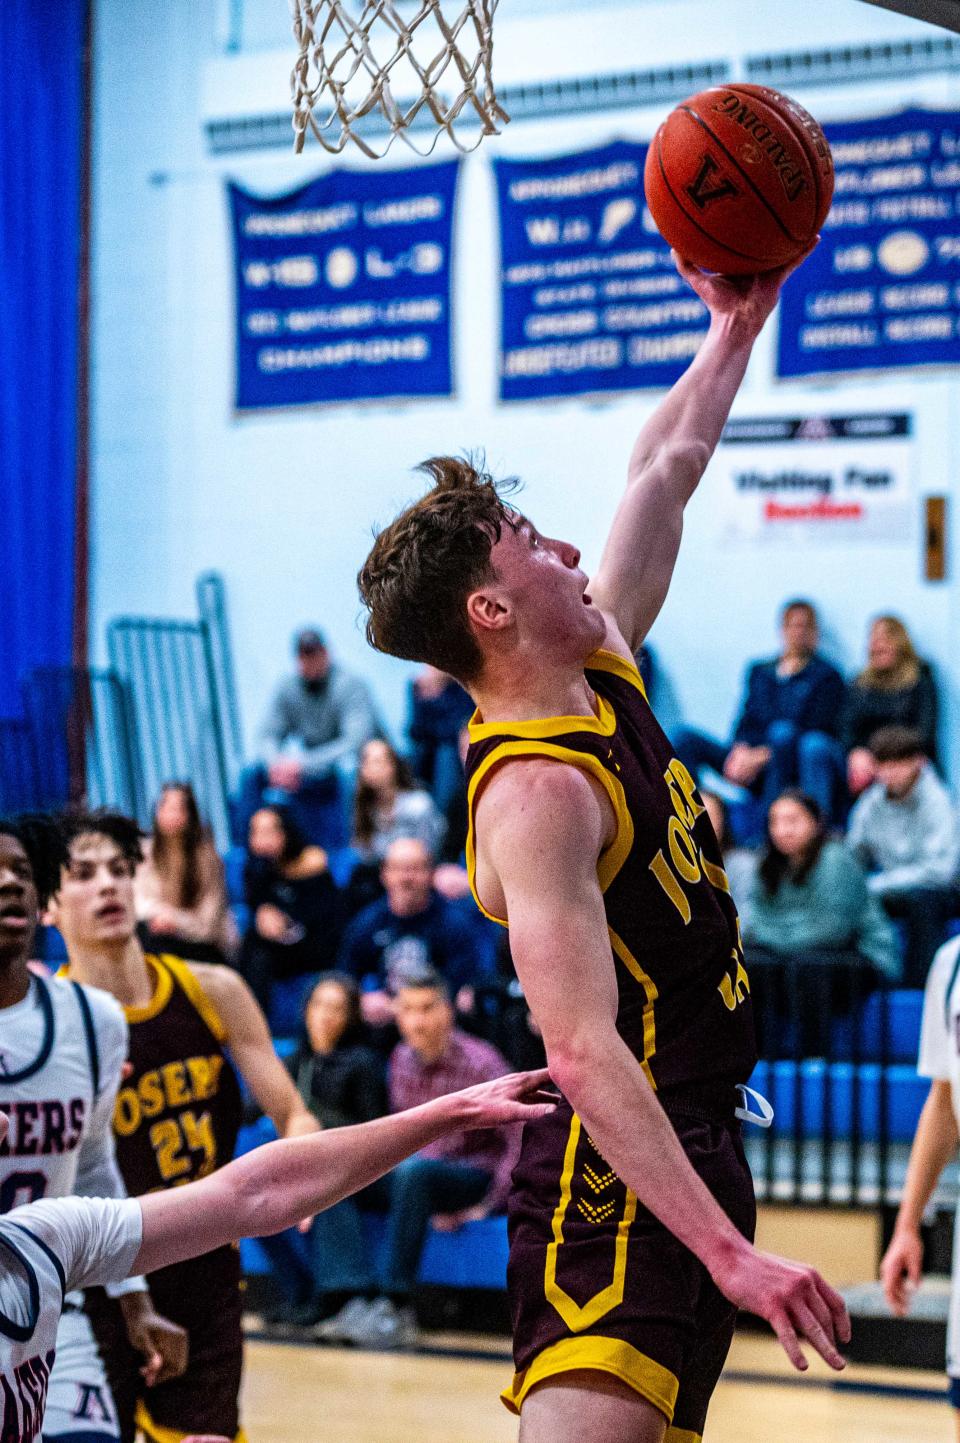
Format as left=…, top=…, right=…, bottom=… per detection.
left=358, top=454, right=519, bottom=685
left=253, top=804, right=309, bottom=867
left=0, top=815, right=67, bottom=911
left=56, top=809, right=145, bottom=876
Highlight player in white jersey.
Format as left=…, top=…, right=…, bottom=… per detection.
left=881, top=933, right=960, bottom=1434
left=0, top=819, right=186, bottom=1442
left=0, top=1063, right=555, bottom=1443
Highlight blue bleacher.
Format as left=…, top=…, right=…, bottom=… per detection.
left=749, top=1057, right=928, bottom=1143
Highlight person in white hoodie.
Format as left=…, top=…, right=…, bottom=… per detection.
left=847, top=725, right=960, bottom=987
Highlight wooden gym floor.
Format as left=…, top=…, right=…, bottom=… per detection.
left=239, top=1328, right=950, bottom=1442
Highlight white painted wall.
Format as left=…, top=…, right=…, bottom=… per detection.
left=89, top=0, right=960, bottom=773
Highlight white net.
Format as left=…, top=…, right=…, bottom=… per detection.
left=290, top=0, right=508, bottom=158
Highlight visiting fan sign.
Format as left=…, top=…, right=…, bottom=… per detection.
left=778, top=107, right=960, bottom=377
left=228, top=159, right=459, bottom=409
left=710, top=413, right=914, bottom=546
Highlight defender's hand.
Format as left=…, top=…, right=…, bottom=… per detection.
left=448, top=1069, right=556, bottom=1131
left=121, top=1297, right=189, bottom=1385
left=880, top=1228, right=923, bottom=1317
left=711, top=1241, right=850, bottom=1372
left=673, top=240, right=818, bottom=339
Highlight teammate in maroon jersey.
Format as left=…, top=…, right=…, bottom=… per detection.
left=357, top=247, right=849, bottom=1442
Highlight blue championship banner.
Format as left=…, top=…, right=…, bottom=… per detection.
left=778, top=108, right=960, bottom=378
left=494, top=140, right=709, bottom=401
left=229, top=159, right=459, bottom=409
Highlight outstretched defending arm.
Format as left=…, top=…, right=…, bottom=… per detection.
left=477, top=756, right=849, bottom=1373
left=589, top=248, right=814, bottom=652
left=133, top=1070, right=553, bottom=1276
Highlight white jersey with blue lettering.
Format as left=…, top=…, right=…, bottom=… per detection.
left=0, top=975, right=130, bottom=1440
left=917, top=935, right=960, bottom=1380
left=0, top=1195, right=141, bottom=1443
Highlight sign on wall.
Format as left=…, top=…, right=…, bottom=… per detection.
left=711, top=413, right=914, bottom=545
left=229, top=159, right=459, bottom=409
left=778, top=109, right=960, bottom=378
left=494, top=140, right=709, bottom=402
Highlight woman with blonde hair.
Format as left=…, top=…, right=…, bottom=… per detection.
left=843, top=615, right=938, bottom=795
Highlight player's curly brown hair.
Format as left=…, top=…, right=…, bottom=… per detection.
left=358, top=455, right=519, bottom=685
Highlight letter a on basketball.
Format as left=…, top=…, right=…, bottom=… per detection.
left=684, top=154, right=740, bottom=211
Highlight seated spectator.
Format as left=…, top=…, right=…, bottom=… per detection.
left=843, top=615, right=939, bottom=796
left=674, top=599, right=846, bottom=826
left=338, top=838, right=490, bottom=1032
left=237, top=628, right=382, bottom=847
left=317, top=966, right=519, bottom=1349
left=847, top=726, right=960, bottom=986
left=740, top=790, right=900, bottom=1055
left=408, top=666, right=474, bottom=814
left=238, top=806, right=343, bottom=1015
left=135, top=781, right=237, bottom=962
left=258, top=973, right=388, bottom=1326
left=701, top=790, right=756, bottom=903
left=352, top=739, right=445, bottom=862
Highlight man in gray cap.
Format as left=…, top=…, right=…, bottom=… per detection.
left=237, top=628, right=382, bottom=845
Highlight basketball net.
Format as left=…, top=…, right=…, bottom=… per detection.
left=290, top=0, right=508, bottom=158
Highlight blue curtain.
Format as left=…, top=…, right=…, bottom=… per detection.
left=0, top=1, right=87, bottom=720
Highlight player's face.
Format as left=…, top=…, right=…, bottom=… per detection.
left=0, top=835, right=38, bottom=958
left=484, top=514, right=606, bottom=659
left=50, top=834, right=138, bottom=949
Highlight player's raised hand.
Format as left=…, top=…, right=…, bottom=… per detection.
left=712, top=1243, right=850, bottom=1371
left=448, top=1068, right=556, bottom=1131
left=880, top=1227, right=923, bottom=1316
left=672, top=238, right=818, bottom=337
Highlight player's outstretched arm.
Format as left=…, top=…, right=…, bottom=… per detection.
left=880, top=1079, right=957, bottom=1315
left=133, top=1070, right=553, bottom=1276
left=589, top=246, right=815, bottom=651
left=478, top=755, right=849, bottom=1373
left=191, top=962, right=318, bottom=1139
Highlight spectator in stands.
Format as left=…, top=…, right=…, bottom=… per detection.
left=844, top=616, right=939, bottom=797
left=701, top=790, right=756, bottom=902
left=259, top=973, right=388, bottom=1327
left=237, top=628, right=381, bottom=846
left=352, top=739, right=445, bottom=863
left=847, top=726, right=960, bottom=987
left=317, top=966, right=519, bottom=1349
left=740, top=790, right=900, bottom=1055
left=239, top=805, right=343, bottom=1016
left=135, top=782, right=237, bottom=962
left=674, top=599, right=846, bottom=823
left=407, top=666, right=473, bottom=815
left=338, top=838, right=490, bottom=1031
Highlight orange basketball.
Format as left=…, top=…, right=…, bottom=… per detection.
left=644, top=84, right=834, bottom=275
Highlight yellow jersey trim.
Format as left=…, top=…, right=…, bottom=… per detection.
left=156, top=952, right=229, bottom=1045
left=665, top=1428, right=703, bottom=1443
left=542, top=1114, right=638, bottom=1334
left=117, top=955, right=175, bottom=1025
left=585, top=647, right=648, bottom=699
left=608, top=928, right=659, bottom=1090
left=135, top=1400, right=247, bottom=1443
left=468, top=690, right=616, bottom=744
left=465, top=740, right=635, bottom=927
left=500, top=1332, right=678, bottom=1420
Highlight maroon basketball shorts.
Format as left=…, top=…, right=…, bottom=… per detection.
left=501, top=1101, right=756, bottom=1440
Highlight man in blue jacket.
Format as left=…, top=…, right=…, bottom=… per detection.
left=675, top=599, right=846, bottom=825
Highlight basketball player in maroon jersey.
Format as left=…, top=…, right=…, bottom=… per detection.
left=358, top=248, right=850, bottom=1442
left=44, top=810, right=319, bottom=1443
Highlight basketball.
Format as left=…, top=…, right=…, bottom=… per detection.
left=644, top=83, right=834, bottom=274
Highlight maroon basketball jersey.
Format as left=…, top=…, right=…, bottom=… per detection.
left=465, top=648, right=756, bottom=1096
